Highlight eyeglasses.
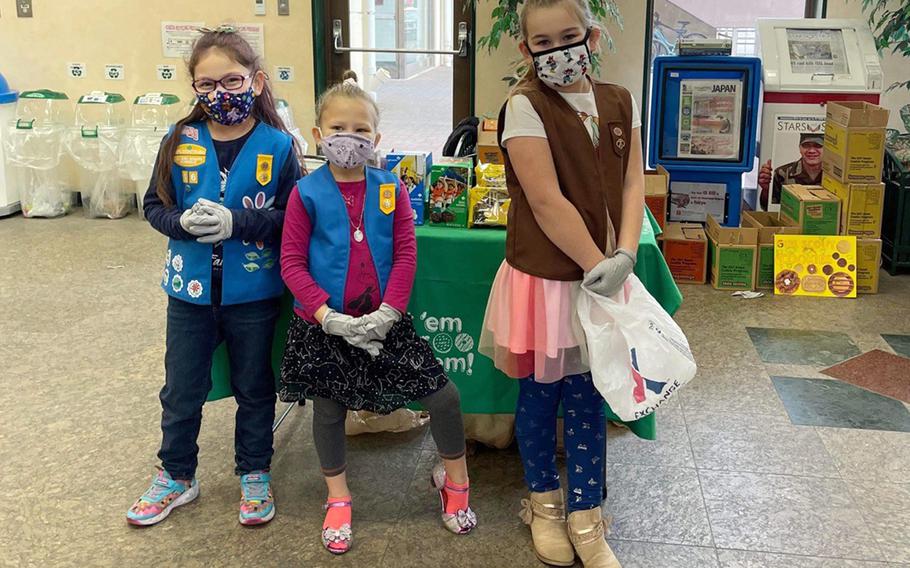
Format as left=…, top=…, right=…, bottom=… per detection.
left=192, top=74, right=252, bottom=94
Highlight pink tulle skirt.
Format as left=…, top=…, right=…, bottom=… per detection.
left=479, top=261, right=589, bottom=383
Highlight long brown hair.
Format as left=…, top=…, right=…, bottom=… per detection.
left=154, top=28, right=303, bottom=206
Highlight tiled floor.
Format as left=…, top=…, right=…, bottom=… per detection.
left=3, top=213, right=910, bottom=567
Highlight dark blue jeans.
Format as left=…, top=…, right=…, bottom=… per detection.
left=158, top=296, right=279, bottom=479
left=515, top=373, right=607, bottom=512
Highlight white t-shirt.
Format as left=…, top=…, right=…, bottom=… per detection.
left=501, top=85, right=641, bottom=149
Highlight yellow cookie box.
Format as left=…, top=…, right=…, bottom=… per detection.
left=468, top=186, right=510, bottom=228
left=773, top=234, right=857, bottom=298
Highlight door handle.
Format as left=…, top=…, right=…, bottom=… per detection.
left=333, top=20, right=470, bottom=58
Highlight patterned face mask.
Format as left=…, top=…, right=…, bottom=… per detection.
left=529, top=28, right=592, bottom=89
left=196, top=87, right=256, bottom=126
left=319, top=131, right=376, bottom=169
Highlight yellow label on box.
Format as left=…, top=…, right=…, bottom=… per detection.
left=822, top=121, right=886, bottom=182
left=174, top=143, right=206, bottom=167
left=856, top=239, right=882, bottom=294
left=773, top=234, right=857, bottom=298
left=821, top=174, right=885, bottom=238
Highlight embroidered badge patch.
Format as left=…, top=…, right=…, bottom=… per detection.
left=256, top=154, right=273, bottom=186
left=174, top=144, right=206, bottom=168
left=379, top=183, right=396, bottom=215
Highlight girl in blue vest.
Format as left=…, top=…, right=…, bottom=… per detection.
left=279, top=75, right=476, bottom=554
left=127, top=28, right=302, bottom=527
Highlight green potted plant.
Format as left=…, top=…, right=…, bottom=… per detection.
left=473, top=0, right=623, bottom=84
left=862, top=0, right=910, bottom=138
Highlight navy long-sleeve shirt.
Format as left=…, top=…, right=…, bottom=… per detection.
left=144, top=125, right=301, bottom=304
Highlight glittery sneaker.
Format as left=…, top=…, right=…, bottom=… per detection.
left=239, top=472, right=275, bottom=526
left=126, top=469, right=199, bottom=526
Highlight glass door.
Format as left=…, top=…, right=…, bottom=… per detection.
left=319, top=0, right=473, bottom=156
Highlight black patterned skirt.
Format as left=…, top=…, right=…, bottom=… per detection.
left=279, top=314, right=449, bottom=414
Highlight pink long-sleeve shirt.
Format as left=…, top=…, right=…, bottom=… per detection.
left=280, top=178, right=417, bottom=322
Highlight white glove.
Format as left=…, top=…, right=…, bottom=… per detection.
left=321, top=309, right=382, bottom=357
left=359, top=303, right=402, bottom=341
left=179, top=208, right=221, bottom=237
left=583, top=249, right=636, bottom=298
left=194, top=198, right=234, bottom=244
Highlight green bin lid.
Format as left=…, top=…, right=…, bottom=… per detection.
left=133, top=93, right=181, bottom=105
left=77, top=92, right=126, bottom=104
left=19, top=89, right=69, bottom=100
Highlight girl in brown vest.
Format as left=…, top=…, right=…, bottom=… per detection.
left=478, top=0, right=645, bottom=565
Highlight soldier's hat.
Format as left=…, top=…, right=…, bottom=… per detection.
left=799, top=133, right=824, bottom=146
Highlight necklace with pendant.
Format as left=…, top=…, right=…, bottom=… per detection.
left=350, top=193, right=365, bottom=243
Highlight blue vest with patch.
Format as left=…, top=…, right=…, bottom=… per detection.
left=297, top=165, right=396, bottom=313
left=161, top=121, right=292, bottom=306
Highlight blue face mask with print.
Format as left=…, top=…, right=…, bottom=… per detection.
left=196, top=87, right=256, bottom=126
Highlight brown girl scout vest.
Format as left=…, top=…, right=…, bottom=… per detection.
left=497, top=77, right=633, bottom=281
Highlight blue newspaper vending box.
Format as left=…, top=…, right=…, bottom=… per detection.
left=648, top=56, right=761, bottom=227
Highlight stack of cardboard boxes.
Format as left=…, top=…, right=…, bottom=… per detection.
left=820, top=101, right=889, bottom=294
left=656, top=100, right=889, bottom=297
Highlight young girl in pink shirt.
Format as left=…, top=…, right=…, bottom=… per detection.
left=279, top=76, right=477, bottom=555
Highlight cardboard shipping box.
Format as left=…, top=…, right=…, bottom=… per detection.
left=822, top=101, right=889, bottom=183
left=477, top=118, right=504, bottom=165
left=780, top=184, right=841, bottom=235
left=660, top=222, right=708, bottom=284
left=742, top=211, right=801, bottom=289
left=820, top=173, right=885, bottom=239
left=856, top=238, right=883, bottom=294
left=387, top=152, right=433, bottom=226
left=644, top=166, right=669, bottom=231
left=773, top=234, right=858, bottom=298
left=706, top=216, right=759, bottom=291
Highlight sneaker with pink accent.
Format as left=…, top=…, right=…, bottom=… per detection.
left=239, top=472, right=275, bottom=526
left=127, top=469, right=199, bottom=526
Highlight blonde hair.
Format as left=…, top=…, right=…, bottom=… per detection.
left=315, top=70, right=380, bottom=128
left=519, top=0, right=595, bottom=40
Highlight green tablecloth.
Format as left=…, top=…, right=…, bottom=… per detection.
left=208, top=210, right=682, bottom=441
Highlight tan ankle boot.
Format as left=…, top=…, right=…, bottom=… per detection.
left=519, top=489, right=575, bottom=566
left=567, top=507, right=621, bottom=568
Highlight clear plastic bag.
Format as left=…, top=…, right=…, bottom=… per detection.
left=65, top=125, right=130, bottom=218
left=344, top=409, right=429, bottom=436
left=576, top=274, right=697, bottom=421
left=3, top=122, right=70, bottom=218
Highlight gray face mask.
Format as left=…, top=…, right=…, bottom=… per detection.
left=319, top=131, right=375, bottom=169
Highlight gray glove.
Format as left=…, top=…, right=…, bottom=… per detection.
left=194, top=198, right=234, bottom=244
left=359, top=303, right=402, bottom=341
left=322, top=309, right=382, bottom=357
left=179, top=208, right=221, bottom=237
left=583, top=248, right=636, bottom=298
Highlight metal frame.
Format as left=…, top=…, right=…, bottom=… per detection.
left=313, top=0, right=475, bottom=132
left=333, top=19, right=471, bottom=57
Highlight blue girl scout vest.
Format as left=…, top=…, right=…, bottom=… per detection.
left=161, top=121, right=292, bottom=306
left=296, top=165, right=397, bottom=313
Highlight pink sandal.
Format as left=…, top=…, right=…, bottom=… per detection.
left=431, top=463, right=478, bottom=535
left=321, top=499, right=352, bottom=554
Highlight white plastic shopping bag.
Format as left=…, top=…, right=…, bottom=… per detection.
left=577, top=274, right=696, bottom=421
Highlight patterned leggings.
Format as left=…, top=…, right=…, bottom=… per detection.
left=515, top=373, right=606, bottom=512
